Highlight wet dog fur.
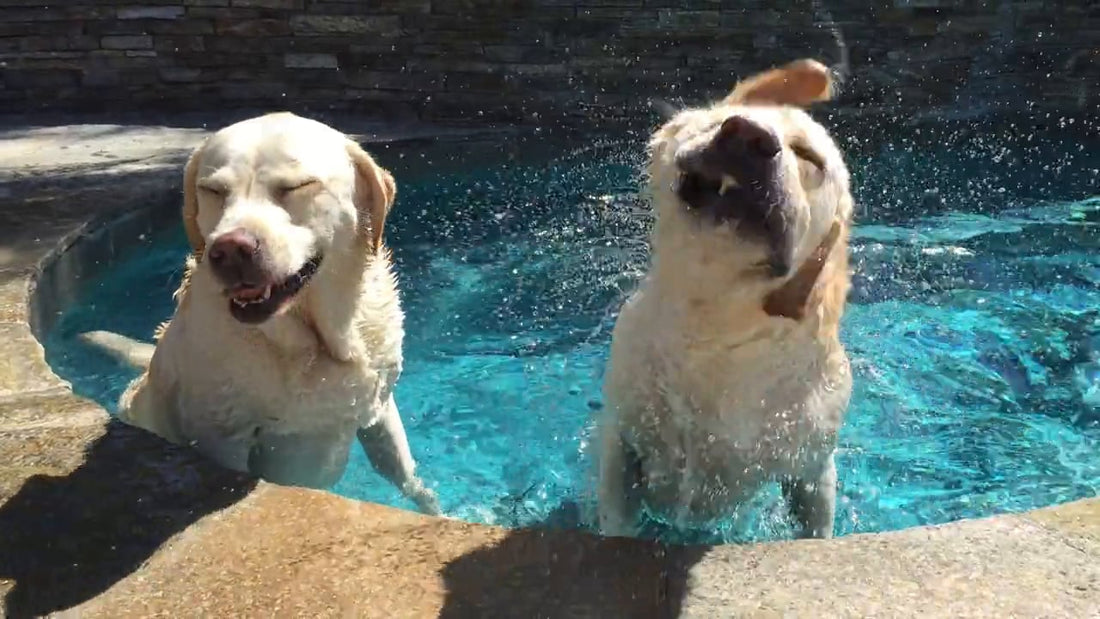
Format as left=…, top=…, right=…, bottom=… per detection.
left=596, top=59, right=854, bottom=539
left=82, top=112, right=440, bottom=515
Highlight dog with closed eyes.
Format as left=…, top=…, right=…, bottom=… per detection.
left=82, top=112, right=439, bottom=515
left=596, top=59, right=854, bottom=539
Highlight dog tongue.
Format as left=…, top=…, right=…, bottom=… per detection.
left=233, top=285, right=267, bottom=301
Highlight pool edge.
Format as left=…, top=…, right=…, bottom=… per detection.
left=0, top=119, right=1096, bottom=617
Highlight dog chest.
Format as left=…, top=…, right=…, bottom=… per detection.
left=172, top=336, right=388, bottom=434
left=611, top=326, right=850, bottom=524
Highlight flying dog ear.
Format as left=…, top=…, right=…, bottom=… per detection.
left=650, top=98, right=681, bottom=121
left=346, top=140, right=397, bottom=253
left=725, top=58, right=834, bottom=108
left=763, top=220, right=843, bottom=321
left=182, top=139, right=208, bottom=257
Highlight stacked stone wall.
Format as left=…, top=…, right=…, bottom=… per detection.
left=0, top=1, right=1096, bottom=123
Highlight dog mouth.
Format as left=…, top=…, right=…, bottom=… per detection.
left=225, top=255, right=323, bottom=324
left=675, top=171, right=743, bottom=212
left=674, top=170, right=793, bottom=277
left=673, top=117, right=797, bottom=277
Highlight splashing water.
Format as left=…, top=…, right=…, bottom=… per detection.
left=46, top=120, right=1100, bottom=544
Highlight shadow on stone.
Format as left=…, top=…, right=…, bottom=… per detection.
left=438, top=526, right=710, bottom=618
left=0, top=419, right=256, bottom=618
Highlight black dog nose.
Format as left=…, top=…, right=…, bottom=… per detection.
left=208, top=228, right=261, bottom=284
left=715, top=115, right=781, bottom=159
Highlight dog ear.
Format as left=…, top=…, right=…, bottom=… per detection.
left=725, top=58, right=834, bottom=108
left=346, top=139, right=397, bottom=253
left=650, top=97, right=681, bottom=121
left=182, top=140, right=207, bottom=257
left=763, top=220, right=843, bottom=321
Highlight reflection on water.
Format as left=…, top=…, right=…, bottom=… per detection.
left=46, top=118, right=1100, bottom=543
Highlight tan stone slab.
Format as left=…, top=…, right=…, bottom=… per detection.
left=0, top=274, right=30, bottom=324
left=0, top=422, right=106, bottom=499
left=1025, top=497, right=1100, bottom=555
left=0, top=322, right=67, bottom=398
left=72, top=484, right=678, bottom=619
left=679, top=515, right=1100, bottom=618
left=0, top=233, right=59, bottom=272
left=0, top=124, right=204, bottom=178
left=0, top=389, right=108, bottom=431
left=0, top=421, right=256, bottom=617
left=0, top=121, right=503, bottom=180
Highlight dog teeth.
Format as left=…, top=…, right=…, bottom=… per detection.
left=231, top=291, right=270, bottom=308
left=719, top=175, right=740, bottom=195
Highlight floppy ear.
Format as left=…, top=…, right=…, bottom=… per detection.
left=181, top=140, right=207, bottom=257
left=763, top=219, right=843, bottom=321
left=346, top=139, right=397, bottom=253
left=725, top=58, right=834, bottom=108
left=649, top=97, right=680, bottom=121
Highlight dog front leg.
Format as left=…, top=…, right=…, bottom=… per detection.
left=356, top=395, right=441, bottom=516
left=782, top=454, right=838, bottom=539
left=596, top=420, right=643, bottom=538
left=119, top=369, right=185, bottom=444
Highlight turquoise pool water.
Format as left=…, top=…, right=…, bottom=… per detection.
left=45, top=122, right=1100, bottom=543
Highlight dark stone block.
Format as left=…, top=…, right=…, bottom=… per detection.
left=310, top=0, right=431, bottom=14
left=154, top=36, right=207, bottom=53
left=231, top=0, right=304, bottom=9
left=342, top=49, right=411, bottom=71
left=0, top=22, right=83, bottom=37
left=159, top=67, right=207, bottom=83
left=86, top=18, right=215, bottom=36
left=100, top=35, right=154, bottom=50
left=445, top=71, right=518, bottom=92
left=413, top=42, right=485, bottom=58
left=0, top=7, right=115, bottom=22
left=204, top=36, right=291, bottom=55
left=215, top=18, right=292, bottom=36
left=290, top=14, right=401, bottom=35
left=173, top=52, right=269, bottom=68
left=0, top=36, right=99, bottom=53
left=220, top=81, right=291, bottom=99
left=185, top=7, right=261, bottom=19
left=343, top=70, right=440, bottom=91
left=1, top=69, right=80, bottom=89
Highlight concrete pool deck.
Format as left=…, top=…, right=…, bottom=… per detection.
left=0, top=115, right=1097, bottom=618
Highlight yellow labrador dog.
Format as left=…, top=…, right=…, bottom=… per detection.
left=597, top=59, right=853, bottom=539
left=83, top=112, right=439, bottom=514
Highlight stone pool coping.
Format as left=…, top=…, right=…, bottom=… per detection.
left=0, top=116, right=1097, bottom=618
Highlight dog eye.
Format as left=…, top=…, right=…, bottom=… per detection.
left=198, top=184, right=226, bottom=197
left=278, top=180, right=320, bottom=196
left=790, top=142, right=827, bottom=189
left=790, top=142, right=826, bottom=171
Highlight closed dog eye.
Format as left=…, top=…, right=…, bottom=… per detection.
left=198, top=183, right=227, bottom=198
left=277, top=179, right=321, bottom=198
left=790, top=141, right=827, bottom=188
left=790, top=141, right=826, bottom=171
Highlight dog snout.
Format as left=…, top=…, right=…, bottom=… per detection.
left=208, top=228, right=263, bottom=285
left=674, top=115, right=796, bottom=278
left=715, top=115, right=781, bottom=159
left=676, top=115, right=781, bottom=182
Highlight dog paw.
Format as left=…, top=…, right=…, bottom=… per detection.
left=403, top=480, right=442, bottom=516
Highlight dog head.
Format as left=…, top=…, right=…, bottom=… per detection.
left=181, top=112, right=395, bottom=325
left=647, top=59, right=853, bottom=322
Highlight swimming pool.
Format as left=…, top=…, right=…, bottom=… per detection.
left=45, top=118, right=1100, bottom=544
